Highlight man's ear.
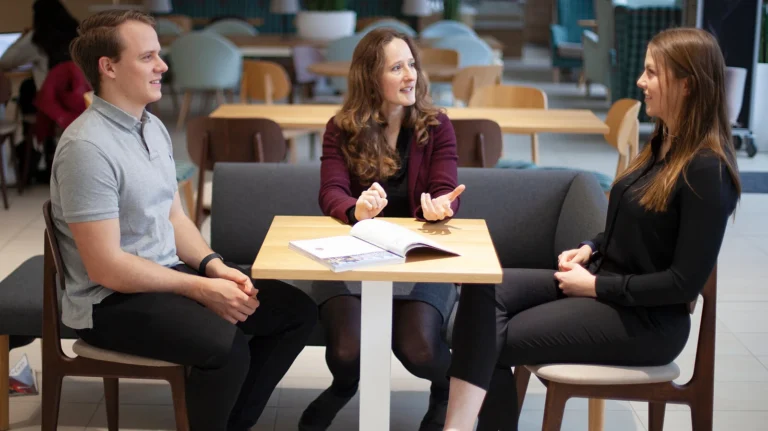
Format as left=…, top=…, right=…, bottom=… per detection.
left=98, top=56, right=117, bottom=80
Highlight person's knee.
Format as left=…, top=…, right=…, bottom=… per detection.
left=198, top=328, right=250, bottom=371
left=393, top=331, right=438, bottom=371
left=327, top=337, right=360, bottom=370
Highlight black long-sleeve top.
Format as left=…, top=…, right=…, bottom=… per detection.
left=586, top=149, right=738, bottom=308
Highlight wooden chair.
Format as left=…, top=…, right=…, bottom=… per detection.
left=468, top=84, right=548, bottom=164
left=0, top=74, right=18, bottom=209
left=41, top=200, right=189, bottom=430
left=420, top=48, right=460, bottom=67
left=83, top=91, right=93, bottom=108
left=451, top=119, right=503, bottom=168
left=451, top=65, right=503, bottom=107
left=186, top=117, right=287, bottom=227
left=240, top=60, right=314, bottom=163
left=603, top=98, right=642, bottom=178
left=515, top=267, right=718, bottom=431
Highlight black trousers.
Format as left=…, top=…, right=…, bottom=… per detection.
left=448, top=269, right=691, bottom=429
left=76, top=263, right=318, bottom=431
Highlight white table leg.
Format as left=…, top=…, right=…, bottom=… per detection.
left=359, top=281, right=393, bottom=431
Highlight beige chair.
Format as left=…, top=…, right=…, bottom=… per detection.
left=240, top=60, right=313, bottom=164
left=450, top=65, right=503, bottom=106
left=468, top=84, right=548, bottom=164
left=603, top=98, right=642, bottom=179
left=515, top=267, right=718, bottom=431
left=83, top=91, right=93, bottom=108
left=420, top=48, right=460, bottom=67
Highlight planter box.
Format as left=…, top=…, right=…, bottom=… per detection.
left=296, top=10, right=356, bottom=41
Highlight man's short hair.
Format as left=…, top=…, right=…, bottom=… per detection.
left=69, top=10, right=155, bottom=95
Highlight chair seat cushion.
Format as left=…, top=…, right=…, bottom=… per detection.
left=557, top=42, right=584, bottom=59
left=0, top=256, right=77, bottom=339
left=527, top=362, right=681, bottom=385
left=73, top=339, right=179, bottom=367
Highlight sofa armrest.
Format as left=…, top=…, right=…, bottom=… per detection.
left=553, top=172, right=608, bottom=262
left=582, top=29, right=599, bottom=46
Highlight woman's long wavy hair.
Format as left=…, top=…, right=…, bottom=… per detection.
left=334, top=27, right=441, bottom=185
left=616, top=28, right=741, bottom=212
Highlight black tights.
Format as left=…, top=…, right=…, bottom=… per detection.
left=320, top=295, right=451, bottom=396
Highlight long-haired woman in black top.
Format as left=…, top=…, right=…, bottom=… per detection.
left=443, top=27, right=741, bottom=430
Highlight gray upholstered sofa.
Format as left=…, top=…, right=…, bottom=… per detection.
left=210, top=163, right=608, bottom=346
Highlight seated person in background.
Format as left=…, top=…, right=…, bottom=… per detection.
left=34, top=60, right=91, bottom=144
left=50, top=10, right=316, bottom=431
left=298, top=28, right=465, bottom=431
left=443, top=27, right=741, bottom=431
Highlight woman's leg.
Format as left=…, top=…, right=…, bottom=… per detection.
left=446, top=270, right=562, bottom=430
left=299, top=295, right=361, bottom=430
left=391, top=299, right=452, bottom=431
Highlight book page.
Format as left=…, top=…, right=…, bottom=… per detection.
left=350, top=219, right=458, bottom=257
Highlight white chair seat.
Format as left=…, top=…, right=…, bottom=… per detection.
left=527, top=362, right=680, bottom=386
left=73, top=339, right=179, bottom=367
left=557, top=42, right=584, bottom=59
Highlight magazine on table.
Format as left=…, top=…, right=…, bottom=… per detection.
left=289, top=219, right=459, bottom=272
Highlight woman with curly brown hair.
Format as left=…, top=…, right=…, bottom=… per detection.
left=298, top=28, right=465, bottom=431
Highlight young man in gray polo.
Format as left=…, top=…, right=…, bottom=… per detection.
left=49, top=10, right=317, bottom=431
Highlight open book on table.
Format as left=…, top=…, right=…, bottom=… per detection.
left=289, top=219, right=460, bottom=272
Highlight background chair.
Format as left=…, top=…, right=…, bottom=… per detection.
left=451, top=119, right=503, bottom=168
left=204, top=18, right=257, bottom=36
left=432, top=35, right=494, bottom=68
left=155, top=18, right=184, bottom=36
left=239, top=60, right=315, bottom=164
left=420, top=20, right=477, bottom=39
left=0, top=74, right=16, bottom=209
left=324, top=33, right=365, bottom=95
left=603, top=98, right=641, bottom=179
left=169, top=31, right=242, bottom=129
left=550, top=0, right=594, bottom=83
left=516, top=267, right=718, bottom=431
left=41, top=200, right=189, bottom=431
left=291, top=45, right=325, bottom=103
left=419, top=48, right=460, bottom=104
left=359, top=19, right=417, bottom=37
left=468, top=84, right=547, bottom=164
left=186, top=117, right=287, bottom=227
left=450, top=65, right=503, bottom=107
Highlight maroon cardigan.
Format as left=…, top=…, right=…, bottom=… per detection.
left=319, top=112, right=460, bottom=224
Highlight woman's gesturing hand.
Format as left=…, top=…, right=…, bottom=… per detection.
left=354, top=182, right=388, bottom=221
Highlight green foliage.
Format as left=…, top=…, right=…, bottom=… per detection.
left=303, top=0, right=347, bottom=11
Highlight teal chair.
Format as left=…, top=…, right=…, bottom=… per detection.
left=325, top=33, right=365, bottom=94
left=205, top=19, right=257, bottom=36
left=432, top=35, right=494, bottom=67
left=359, top=19, right=417, bottom=37
left=550, top=0, right=594, bottom=82
left=169, top=31, right=242, bottom=129
left=582, top=0, right=616, bottom=97
left=420, top=20, right=476, bottom=39
left=155, top=18, right=183, bottom=36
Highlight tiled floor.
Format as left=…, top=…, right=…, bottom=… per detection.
left=3, top=45, right=768, bottom=430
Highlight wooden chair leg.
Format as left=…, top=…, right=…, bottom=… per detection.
left=104, top=377, right=119, bottom=431
left=19, top=133, right=33, bottom=195
left=588, top=398, right=605, bottom=431
left=514, top=366, right=531, bottom=413
left=648, top=401, right=666, bottom=431
left=0, top=137, right=9, bottom=210
left=0, top=335, right=9, bottom=431
left=41, top=373, right=63, bottom=430
left=286, top=138, right=297, bottom=163
left=530, top=134, right=540, bottom=165
left=176, top=91, right=192, bottom=130
left=690, top=402, right=713, bottom=431
left=168, top=369, right=190, bottom=431
left=541, top=382, right=569, bottom=431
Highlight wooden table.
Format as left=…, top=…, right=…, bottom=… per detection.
left=159, top=34, right=504, bottom=60
left=252, top=216, right=502, bottom=431
left=308, top=61, right=461, bottom=83
left=210, top=104, right=610, bottom=135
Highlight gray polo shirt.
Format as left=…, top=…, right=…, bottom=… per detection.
left=50, top=95, right=180, bottom=330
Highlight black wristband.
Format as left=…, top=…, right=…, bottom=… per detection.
left=198, top=252, right=224, bottom=276
left=346, top=205, right=359, bottom=225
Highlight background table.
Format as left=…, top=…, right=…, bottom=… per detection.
left=251, top=216, right=502, bottom=431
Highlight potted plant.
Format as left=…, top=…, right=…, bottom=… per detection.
left=296, top=0, right=357, bottom=40
left=443, top=0, right=460, bottom=21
